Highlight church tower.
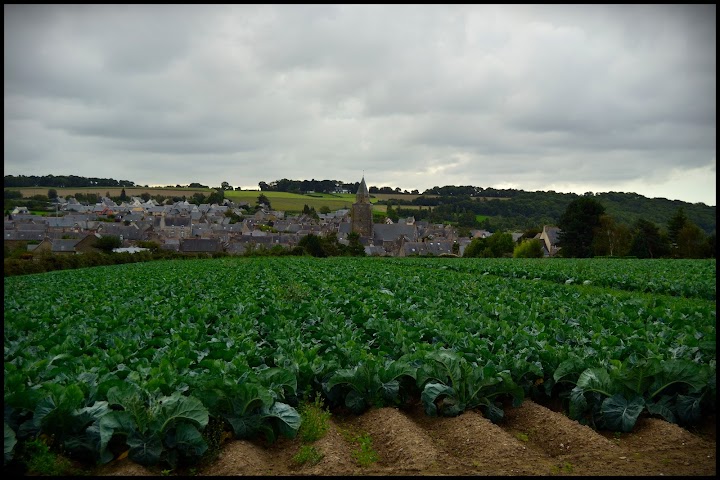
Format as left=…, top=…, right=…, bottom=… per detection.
left=351, top=176, right=373, bottom=237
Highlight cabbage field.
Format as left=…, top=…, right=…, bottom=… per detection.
left=3, top=257, right=716, bottom=471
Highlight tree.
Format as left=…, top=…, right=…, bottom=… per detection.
left=667, top=207, right=688, bottom=257
left=486, top=231, right=515, bottom=257
left=667, top=208, right=688, bottom=244
left=513, top=239, right=544, bottom=258
left=629, top=218, right=670, bottom=258
left=462, top=232, right=513, bottom=258
left=120, top=188, right=127, bottom=201
left=221, top=181, right=232, bottom=191
left=48, top=189, right=58, bottom=200
left=346, top=231, right=366, bottom=256
left=298, top=234, right=325, bottom=257
left=676, top=222, right=709, bottom=258
left=592, top=214, right=632, bottom=257
left=257, top=193, right=271, bottom=209
left=557, top=197, right=606, bottom=257
left=320, top=232, right=342, bottom=256
left=457, top=211, right=477, bottom=228
left=463, top=238, right=487, bottom=258
left=94, top=235, right=122, bottom=252
left=140, top=192, right=151, bottom=202
left=319, top=205, right=331, bottom=214
left=207, top=188, right=225, bottom=205
left=189, top=192, right=206, bottom=205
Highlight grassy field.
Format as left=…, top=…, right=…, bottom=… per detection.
left=7, top=186, right=438, bottom=214
left=226, top=191, right=365, bottom=212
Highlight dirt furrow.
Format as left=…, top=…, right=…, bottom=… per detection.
left=92, top=400, right=716, bottom=476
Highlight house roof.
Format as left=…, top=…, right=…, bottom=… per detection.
left=16, top=223, right=48, bottom=231
left=543, top=225, right=561, bottom=245
left=373, top=223, right=417, bottom=242
left=180, top=238, right=222, bottom=252
left=5, top=230, right=46, bottom=241
left=402, top=241, right=454, bottom=256
left=51, top=239, right=81, bottom=252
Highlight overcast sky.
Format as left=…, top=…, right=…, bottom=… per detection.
left=4, top=4, right=716, bottom=205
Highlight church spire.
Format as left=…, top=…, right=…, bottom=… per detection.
left=352, top=174, right=373, bottom=237
left=356, top=176, right=370, bottom=204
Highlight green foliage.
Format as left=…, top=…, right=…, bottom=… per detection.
left=4, top=422, right=17, bottom=465
left=676, top=222, right=711, bottom=259
left=667, top=207, right=688, bottom=246
left=558, top=197, right=606, bottom=257
left=629, top=218, right=670, bottom=259
left=137, top=240, right=161, bottom=252
left=346, top=231, right=366, bottom=257
left=22, top=438, right=74, bottom=476
left=93, top=235, right=122, bottom=252
left=416, top=350, right=524, bottom=422
left=551, top=461, right=574, bottom=474
left=325, top=356, right=419, bottom=414
left=206, top=189, right=225, bottom=205
left=561, top=358, right=714, bottom=432
left=463, top=232, right=514, bottom=258
left=337, top=426, right=379, bottom=467
left=2, top=257, right=716, bottom=473
left=298, top=233, right=326, bottom=257
left=292, top=445, right=324, bottom=465
left=257, top=193, right=271, bottom=209
left=4, top=189, right=23, bottom=199
left=192, top=371, right=301, bottom=446
left=297, top=396, right=331, bottom=443
left=513, top=239, right=544, bottom=258
left=352, top=433, right=379, bottom=467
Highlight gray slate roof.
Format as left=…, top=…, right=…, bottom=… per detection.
left=180, top=238, right=222, bottom=252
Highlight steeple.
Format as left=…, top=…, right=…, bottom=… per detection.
left=351, top=175, right=373, bottom=237
left=356, top=176, right=370, bottom=204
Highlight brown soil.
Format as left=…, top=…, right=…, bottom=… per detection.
left=92, top=400, right=716, bottom=477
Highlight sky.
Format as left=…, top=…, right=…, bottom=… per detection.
left=4, top=4, right=716, bottom=206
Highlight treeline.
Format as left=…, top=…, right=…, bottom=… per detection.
left=259, top=178, right=358, bottom=194
left=4, top=175, right=135, bottom=188
left=259, top=178, right=422, bottom=195
left=384, top=190, right=715, bottom=236
left=461, top=198, right=715, bottom=260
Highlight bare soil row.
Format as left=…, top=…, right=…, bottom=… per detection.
left=95, top=399, right=716, bottom=476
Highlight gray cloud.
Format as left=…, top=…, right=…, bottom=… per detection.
left=4, top=4, right=715, bottom=205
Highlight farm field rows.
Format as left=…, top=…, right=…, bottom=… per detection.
left=3, top=257, right=716, bottom=475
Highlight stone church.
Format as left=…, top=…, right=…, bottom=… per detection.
left=351, top=176, right=373, bottom=237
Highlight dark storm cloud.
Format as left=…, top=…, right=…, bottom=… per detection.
left=3, top=4, right=715, bottom=204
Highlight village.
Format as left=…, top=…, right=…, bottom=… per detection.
left=4, top=178, right=561, bottom=258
